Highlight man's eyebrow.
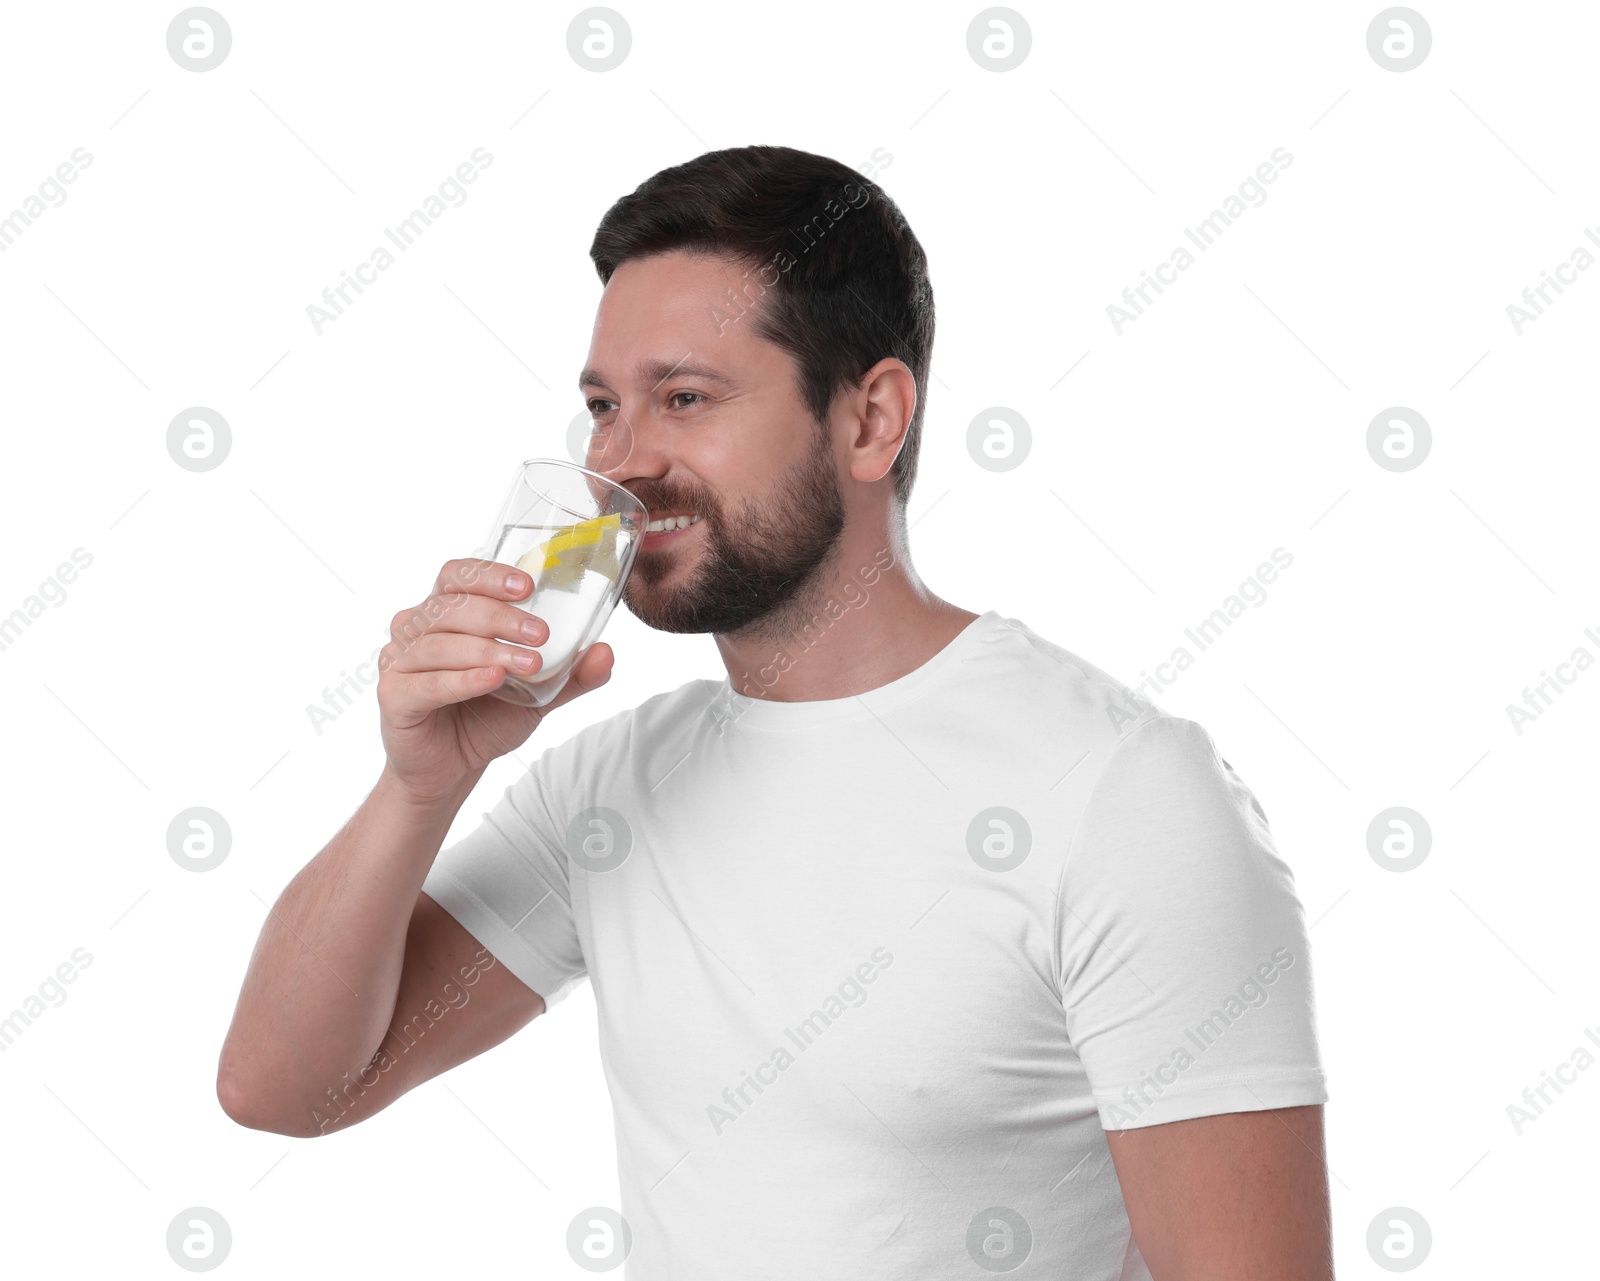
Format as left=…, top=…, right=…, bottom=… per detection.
left=578, top=357, right=736, bottom=392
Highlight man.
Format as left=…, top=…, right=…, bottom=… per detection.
left=218, top=145, right=1333, bottom=1279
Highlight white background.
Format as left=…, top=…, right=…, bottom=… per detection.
left=1, top=0, right=1594, bottom=1275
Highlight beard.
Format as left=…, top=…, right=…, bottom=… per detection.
left=620, top=422, right=846, bottom=641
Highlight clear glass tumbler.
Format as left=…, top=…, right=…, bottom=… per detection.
left=477, top=458, right=646, bottom=706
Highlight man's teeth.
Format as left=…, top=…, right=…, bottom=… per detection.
left=646, top=514, right=703, bottom=534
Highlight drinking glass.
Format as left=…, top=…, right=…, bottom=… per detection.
left=476, top=458, right=646, bottom=706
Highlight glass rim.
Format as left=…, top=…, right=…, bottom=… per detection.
left=514, top=456, right=646, bottom=517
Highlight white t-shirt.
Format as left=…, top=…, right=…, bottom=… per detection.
left=421, top=609, right=1328, bottom=1278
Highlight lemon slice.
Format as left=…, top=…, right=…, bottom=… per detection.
left=540, top=512, right=620, bottom=562
left=516, top=512, right=622, bottom=593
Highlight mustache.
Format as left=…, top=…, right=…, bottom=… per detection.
left=627, top=490, right=715, bottom=516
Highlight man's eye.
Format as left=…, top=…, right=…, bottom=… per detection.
left=669, top=392, right=704, bottom=409
left=587, top=399, right=615, bottom=414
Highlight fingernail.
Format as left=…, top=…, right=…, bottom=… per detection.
left=507, top=572, right=529, bottom=593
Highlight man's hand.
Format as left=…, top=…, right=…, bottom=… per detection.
left=1106, top=1104, right=1334, bottom=1280
left=377, top=557, right=615, bottom=805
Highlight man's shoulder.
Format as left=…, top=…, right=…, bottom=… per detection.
left=1005, top=634, right=1264, bottom=843
left=981, top=613, right=1173, bottom=743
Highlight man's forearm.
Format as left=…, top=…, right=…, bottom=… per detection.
left=215, top=763, right=484, bottom=1129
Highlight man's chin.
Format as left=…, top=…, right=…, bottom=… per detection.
left=620, top=586, right=709, bottom=635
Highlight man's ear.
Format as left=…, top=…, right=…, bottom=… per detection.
left=850, top=358, right=916, bottom=485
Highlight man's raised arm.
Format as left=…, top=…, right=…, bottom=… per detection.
left=214, top=558, right=614, bottom=1135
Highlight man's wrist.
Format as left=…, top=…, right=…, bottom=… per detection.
left=374, top=761, right=484, bottom=821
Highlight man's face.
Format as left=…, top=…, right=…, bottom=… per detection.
left=580, top=249, right=847, bottom=637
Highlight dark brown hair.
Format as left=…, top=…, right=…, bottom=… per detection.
left=589, top=144, right=934, bottom=510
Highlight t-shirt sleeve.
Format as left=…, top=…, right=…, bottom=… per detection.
left=1055, top=714, right=1328, bottom=1130
left=420, top=741, right=588, bottom=1010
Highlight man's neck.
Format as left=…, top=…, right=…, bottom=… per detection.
left=713, top=545, right=979, bottom=703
